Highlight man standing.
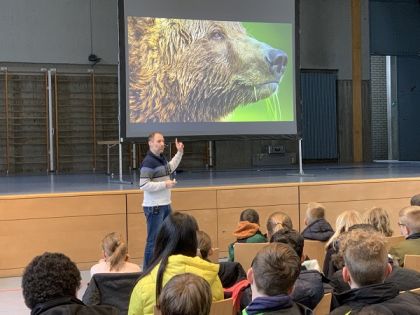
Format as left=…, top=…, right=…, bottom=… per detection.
left=140, top=132, right=184, bottom=269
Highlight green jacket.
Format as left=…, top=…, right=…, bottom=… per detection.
left=389, top=235, right=420, bottom=266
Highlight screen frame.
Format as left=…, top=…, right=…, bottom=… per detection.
left=117, top=0, right=301, bottom=142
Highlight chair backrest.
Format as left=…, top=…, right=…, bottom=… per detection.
left=304, top=240, right=327, bottom=270
left=313, top=293, right=332, bottom=315
left=404, top=255, right=420, bottom=272
left=83, top=272, right=142, bottom=315
left=385, top=235, right=405, bottom=251
left=209, top=298, right=234, bottom=315
left=410, top=287, right=420, bottom=294
left=208, top=248, right=220, bottom=263
left=234, top=242, right=269, bottom=271
left=154, top=298, right=233, bottom=315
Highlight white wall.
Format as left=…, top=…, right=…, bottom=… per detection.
left=0, top=0, right=118, bottom=64
left=0, top=0, right=370, bottom=80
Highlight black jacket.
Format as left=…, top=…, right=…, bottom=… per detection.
left=31, top=296, right=118, bottom=315
left=82, top=272, right=142, bottom=315
left=218, top=261, right=247, bottom=288
left=330, top=265, right=420, bottom=294
left=302, top=219, right=334, bottom=241
left=330, top=282, right=420, bottom=315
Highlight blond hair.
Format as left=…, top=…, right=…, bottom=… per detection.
left=363, top=207, right=393, bottom=237
left=340, top=230, right=388, bottom=286
left=399, top=206, right=420, bottom=234
left=306, top=202, right=326, bottom=224
left=325, top=210, right=362, bottom=249
left=101, top=232, right=128, bottom=271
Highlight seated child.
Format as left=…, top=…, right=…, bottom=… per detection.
left=198, top=230, right=247, bottom=288
left=243, top=243, right=312, bottom=315
left=158, top=273, right=212, bottom=315
left=228, top=209, right=267, bottom=261
left=302, top=202, right=334, bottom=241
left=91, top=232, right=140, bottom=276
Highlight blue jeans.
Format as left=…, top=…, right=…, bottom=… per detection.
left=143, top=204, right=171, bottom=270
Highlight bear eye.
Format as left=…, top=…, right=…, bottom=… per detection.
left=210, top=30, right=225, bottom=40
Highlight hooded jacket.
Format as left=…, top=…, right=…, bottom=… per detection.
left=302, top=219, right=334, bottom=242
left=330, top=282, right=420, bottom=315
left=242, top=295, right=313, bottom=315
left=128, top=254, right=223, bottom=315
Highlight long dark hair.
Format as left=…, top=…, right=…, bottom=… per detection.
left=140, top=212, right=199, bottom=299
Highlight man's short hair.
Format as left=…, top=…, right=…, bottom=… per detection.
left=240, top=208, right=260, bottom=225
left=159, top=273, right=212, bottom=315
left=270, top=228, right=304, bottom=258
left=252, top=243, right=301, bottom=296
left=410, top=194, right=420, bottom=206
left=197, top=230, right=212, bottom=260
left=399, top=206, right=420, bottom=234
left=266, top=212, right=293, bottom=237
left=340, top=230, right=388, bottom=287
left=148, top=132, right=163, bottom=142
left=22, top=252, right=81, bottom=309
left=306, top=202, right=326, bottom=224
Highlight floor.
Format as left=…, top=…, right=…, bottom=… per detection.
left=0, top=271, right=90, bottom=315
left=1, top=162, right=420, bottom=196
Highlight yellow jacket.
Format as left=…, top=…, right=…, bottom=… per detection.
left=128, top=254, right=224, bottom=315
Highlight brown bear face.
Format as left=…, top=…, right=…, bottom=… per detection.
left=128, top=17, right=288, bottom=123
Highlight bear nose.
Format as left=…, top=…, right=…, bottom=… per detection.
left=266, top=49, right=288, bottom=80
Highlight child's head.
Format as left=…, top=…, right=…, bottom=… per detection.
left=305, top=202, right=326, bottom=225
left=266, top=211, right=293, bottom=239
left=240, top=208, right=260, bottom=225
left=101, top=232, right=128, bottom=271
left=270, top=228, right=304, bottom=260
left=248, top=243, right=300, bottom=298
left=159, top=273, right=212, bottom=315
left=340, top=229, right=391, bottom=289
left=363, top=207, right=393, bottom=237
left=197, top=230, right=213, bottom=260
left=326, top=210, right=362, bottom=248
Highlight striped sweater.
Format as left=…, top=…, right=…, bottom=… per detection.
left=139, top=150, right=183, bottom=207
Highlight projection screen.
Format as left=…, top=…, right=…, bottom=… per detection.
left=118, top=0, right=297, bottom=138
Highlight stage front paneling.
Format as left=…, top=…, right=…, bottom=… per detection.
left=0, top=193, right=127, bottom=277
left=2, top=177, right=420, bottom=277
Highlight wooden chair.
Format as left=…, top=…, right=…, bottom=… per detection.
left=208, top=248, right=220, bottom=263
left=404, top=255, right=420, bottom=272
left=233, top=242, right=269, bottom=271
left=154, top=298, right=234, bottom=315
left=384, top=235, right=405, bottom=251
left=313, top=293, right=332, bottom=315
left=410, top=287, right=420, bottom=294
left=210, top=298, right=234, bottom=315
left=304, top=240, right=327, bottom=270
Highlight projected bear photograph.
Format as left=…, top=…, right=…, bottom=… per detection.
left=127, top=17, right=294, bottom=123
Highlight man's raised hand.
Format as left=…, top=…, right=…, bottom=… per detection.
left=175, top=138, right=184, bottom=153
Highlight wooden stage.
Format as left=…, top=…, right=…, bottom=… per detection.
left=1, top=167, right=420, bottom=277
